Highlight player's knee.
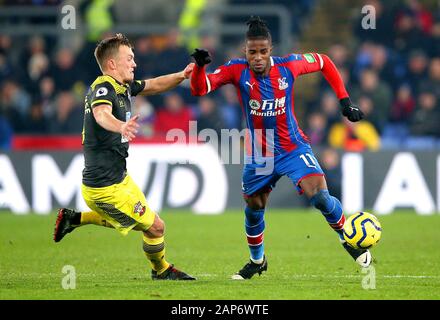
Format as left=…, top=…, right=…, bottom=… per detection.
left=244, top=195, right=266, bottom=210
left=245, top=199, right=265, bottom=211
left=310, top=189, right=334, bottom=213
left=147, top=215, right=165, bottom=237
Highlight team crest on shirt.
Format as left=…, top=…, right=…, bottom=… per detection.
left=278, top=77, right=288, bottom=90
left=134, top=201, right=146, bottom=216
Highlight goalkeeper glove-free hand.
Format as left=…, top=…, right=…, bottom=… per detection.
left=340, top=97, right=364, bottom=122
left=191, top=48, right=212, bottom=67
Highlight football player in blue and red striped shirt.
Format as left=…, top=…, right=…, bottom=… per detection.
left=190, top=16, right=370, bottom=279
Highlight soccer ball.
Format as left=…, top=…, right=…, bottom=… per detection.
left=343, top=212, right=382, bottom=249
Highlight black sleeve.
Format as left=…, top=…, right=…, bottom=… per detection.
left=90, top=82, right=117, bottom=108
left=129, top=80, right=146, bottom=96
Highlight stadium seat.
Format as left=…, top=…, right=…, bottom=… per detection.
left=404, top=136, right=437, bottom=150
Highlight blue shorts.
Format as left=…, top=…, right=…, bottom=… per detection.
left=242, top=146, right=324, bottom=197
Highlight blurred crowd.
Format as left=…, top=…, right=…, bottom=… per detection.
left=0, top=0, right=439, bottom=152
left=306, top=0, right=440, bottom=152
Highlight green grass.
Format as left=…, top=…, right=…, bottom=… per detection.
left=1, top=209, right=440, bottom=300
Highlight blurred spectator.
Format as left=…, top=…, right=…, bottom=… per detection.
left=25, top=98, right=49, bottom=133
left=0, top=113, right=13, bottom=150
left=320, top=148, right=342, bottom=199
left=327, top=44, right=350, bottom=68
left=393, top=9, right=430, bottom=57
left=154, top=28, right=190, bottom=77
left=352, top=41, right=375, bottom=81
left=20, top=36, right=50, bottom=93
left=419, top=58, right=440, bottom=100
left=38, top=76, right=56, bottom=117
left=405, top=50, right=429, bottom=96
left=409, top=90, right=440, bottom=137
left=389, top=84, right=416, bottom=124
left=369, top=44, right=400, bottom=88
left=49, top=91, right=83, bottom=134
left=219, top=85, right=242, bottom=130
left=133, top=96, right=155, bottom=137
left=305, top=112, right=328, bottom=147
left=428, top=21, right=440, bottom=58
left=153, top=92, right=193, bottom=135
left=134, top=36, right=158, bottom=78
left=328, top=117, right=381, bottom=152
left=356, top=95, right=380, bottom=129
left=196, top=96, right=225, bottom=134
left=320, top=91, right=341, bottom=128
left=396, top=0, right=433, bottom=35
left=0, top=35, right=13, bottom=58
left=0, top=53, right=13, bottom=84
left=352, top=68, right=392, bottom=133
left=48, top=48, right=80, bottom=93
left=1, top=80, right=31, bottom=126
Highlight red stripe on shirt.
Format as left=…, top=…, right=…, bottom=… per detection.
left=249, top=72, right=267, bottom=157
left=269, top=66, right=296, bottom=153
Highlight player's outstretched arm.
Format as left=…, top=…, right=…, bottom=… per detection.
left=139, top=63, right=195, bottom=96
left=93, top=104, right=139, bottom=141
left=189, top=49, right=212, bottom=96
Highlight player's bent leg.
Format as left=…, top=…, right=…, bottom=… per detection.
left=310, top=189, right=346, bottom=239
left=141, top=214, right=195, bottom=280
left=53, top=209, right=118, bottom=242
left=301, top=176, right=372, bottom=267
left=80, top=211, right=115, bottom=228
left=301, top=175, right=345, bottom=239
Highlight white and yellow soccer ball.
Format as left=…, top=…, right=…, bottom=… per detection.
left=343, top=212, right=382, bottom=249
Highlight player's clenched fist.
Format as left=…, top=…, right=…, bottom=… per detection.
left=191, top=48, right=212, bottom=67
left=120, top=114, right=140, bottom=141
left=340, top=97, right=364, bottom=122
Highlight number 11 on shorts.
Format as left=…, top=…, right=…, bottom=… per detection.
left=300, top=153, right=317, bottom=168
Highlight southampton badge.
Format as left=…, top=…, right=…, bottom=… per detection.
left=134, top=201, right=146, bottom=216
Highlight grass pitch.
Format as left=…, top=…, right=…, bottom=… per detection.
left=1, top=209, right=439, bottom=300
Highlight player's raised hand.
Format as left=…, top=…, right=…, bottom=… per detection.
left=340, top=98, right=364, bottom=122
left=183, top=63, right=195, bottom=79
left=121, top=114, right=140, bottom=141
left=191, top=48, right=212, bottom=67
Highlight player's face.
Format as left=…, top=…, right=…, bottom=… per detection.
left=245, top=39, right=272, bottom=76
left=115, top=45, right=137, bottom=83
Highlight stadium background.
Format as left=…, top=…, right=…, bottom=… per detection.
left=1, top=0, right=439, bottom=215
left=1, top=0, right=440, bottom=302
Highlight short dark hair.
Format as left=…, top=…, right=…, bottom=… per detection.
left=245, top=16, right=272, bottom=42
left=94, top=33, right=132, bottom=72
